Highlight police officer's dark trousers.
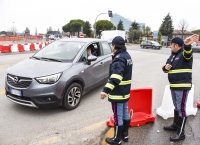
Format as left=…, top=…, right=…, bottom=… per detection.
left=164, top=89, right=189, bottom=142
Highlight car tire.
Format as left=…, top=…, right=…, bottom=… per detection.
left=62, top=83, right=82, bottom=110
left=152, top=46, right=155, bottom=49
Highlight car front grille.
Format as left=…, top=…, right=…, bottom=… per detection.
left=7, top=74, right=32, bottom=88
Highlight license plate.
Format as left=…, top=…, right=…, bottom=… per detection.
left=10, top=88, right=22, bottom=96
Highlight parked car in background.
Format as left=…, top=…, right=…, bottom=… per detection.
left=192, top=43, right=200, bottom=52
left=140, top=40, right=162, bottom=49
left=5, top=38, right=112, bottom=110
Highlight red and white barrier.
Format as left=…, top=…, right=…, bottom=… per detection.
left=106, top=88, right=156, bottom=127
left=0, top=42, right=50, bottom=53
left=11, top=44, right=19, bottom=52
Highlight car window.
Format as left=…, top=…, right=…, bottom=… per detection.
left=78, top=42, right=102, bottom=62
left=34, top=41, right=85, bottom=62
left=101, top=42, right=112, bottom=55
left=90, top=43, right=101, bottom=57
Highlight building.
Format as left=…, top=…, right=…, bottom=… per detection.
left=173, top=30, right=193, bottom=39
left=110, top=13, right=145, bottom=31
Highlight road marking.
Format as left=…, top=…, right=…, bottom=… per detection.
left=0, top=90, right=5, bottom=95
left=34, top=121, right=105, bottom=145
left=4, top=58, right=16, bottom=62
left=0, top=66, right=6, bottom=68
left=101, top=127, right=114, bottom=145
left=35, top=136, right=62, bottom=145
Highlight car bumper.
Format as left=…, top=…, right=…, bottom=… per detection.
left=5, top=76, right=66, bottom=108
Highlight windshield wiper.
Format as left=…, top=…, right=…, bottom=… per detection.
left=31, top=56, right=40, bottom=60
left=40, top=57, right=62, bottom=62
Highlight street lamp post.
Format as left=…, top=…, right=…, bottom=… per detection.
left=94, top=10, right=113, bottom=38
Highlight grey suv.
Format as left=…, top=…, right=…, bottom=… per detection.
left=5, top=38, right=112, bottom=110
left=140, top=40, right=162, bottom=49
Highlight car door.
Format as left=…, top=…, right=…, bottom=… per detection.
left=100, top=41, right=112, bottom=81
left=80, top=42, right=105, bottom=92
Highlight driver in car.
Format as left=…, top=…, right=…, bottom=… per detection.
left=82, top=45, right=93, bottom=61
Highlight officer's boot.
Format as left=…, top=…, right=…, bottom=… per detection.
left=170, top=116, right=187, bottom=142
left=121, top=119, right=130, bottom=142
left=106, top=125, right=123, bottom=145
left=164, top=109, right=179, bottom=131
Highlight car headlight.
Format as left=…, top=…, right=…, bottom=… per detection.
left=35, top=73, right=62, bottom=84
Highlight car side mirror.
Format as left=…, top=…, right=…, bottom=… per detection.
left=87, top=55, right=97, bottom=65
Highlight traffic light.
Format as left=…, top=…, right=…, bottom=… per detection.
left=108, top=10, right=113, bottom=17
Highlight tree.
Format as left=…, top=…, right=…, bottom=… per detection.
left=117, top=19, right=124, bottom=30
left=62, top=19, right=85, bottom=37
left=159, top=13, right=174, bottom=39
left=157, top=31, right=162, bottom=43
left=9, top=27, right=17, bottom=35
left=178, top=19, right=189, bottom=39
left=131, top=21, right=140, bottom=30
left=145, top=26, right=152, bottom=39
left=93, top=20, right=115, bottom=37
left=0, top=31, right=7, bottom=35
left=83, top=21, right=92, bottom=37
left=128, top=27, right=142, bottom=43
left=25, top=27, right=30, bottom=35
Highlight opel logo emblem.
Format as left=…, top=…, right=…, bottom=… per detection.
left=13, top=77, right=19, bottom=83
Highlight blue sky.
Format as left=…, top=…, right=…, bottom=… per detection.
left=0, top=0, right=200, bottom=34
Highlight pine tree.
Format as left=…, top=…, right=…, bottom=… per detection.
left=131, top=21, right=140, bottom=30
left=117, top=19, right=124, bottom=30
left=159, top=13, right=174, bottom=39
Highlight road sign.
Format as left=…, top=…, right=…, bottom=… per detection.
left=79, top=33, right=84, bottom=38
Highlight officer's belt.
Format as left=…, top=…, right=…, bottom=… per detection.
left=108, top=94, right=130, bottom=100
left=170, top=83, right=192, bottom=88
left=168, top=69, right=192, bottom=74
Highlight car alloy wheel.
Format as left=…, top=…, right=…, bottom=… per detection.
left=62, top=83, right=82, bottom=110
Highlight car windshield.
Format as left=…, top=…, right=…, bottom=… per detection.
left=33, top=41, right=85, bottom=62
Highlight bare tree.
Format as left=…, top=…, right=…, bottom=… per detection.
left=9, top=27, right=17, bottom=35
left=178, top=19, right=189, bottom=39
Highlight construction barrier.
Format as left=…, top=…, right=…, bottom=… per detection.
left=18, top=44, right=24, bottom=52
left=197, top=100, right=200, bottom=107
left=106, top=87, right=156, bottom=127
left=156, top=85, right=197, bottom=119
left=30, top=43, right=35, bottom=51
left=0, top=42, right=51, bottom=53
left=1, top=45, right=11, bottom=53
left=0, top=45, right=2, bottom=51
left=11, top=44, right=19, bottom=52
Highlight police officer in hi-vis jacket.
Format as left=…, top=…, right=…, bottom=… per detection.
left=100, top=36, right=133, bottom=145
left=162, top=34, right=199, bottom=142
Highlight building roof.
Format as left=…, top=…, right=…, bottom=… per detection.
left=173, top=30, right=193, bottom=35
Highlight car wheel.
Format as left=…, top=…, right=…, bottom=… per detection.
left=152, top=46, right=155, bottom=49
left=62, top=83, right=82, bottom=110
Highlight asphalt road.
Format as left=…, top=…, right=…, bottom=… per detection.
left=0, top=46, right=200, bottom=145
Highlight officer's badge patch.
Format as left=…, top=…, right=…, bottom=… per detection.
left=175, top=57, right=179, bottom=60
left=116, top=55, right=120, bottom=58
